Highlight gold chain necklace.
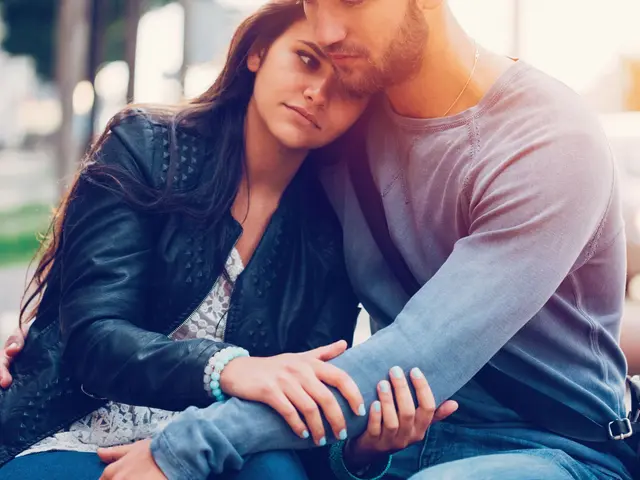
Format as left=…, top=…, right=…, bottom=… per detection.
left=442, top=41, right=480, bottom=117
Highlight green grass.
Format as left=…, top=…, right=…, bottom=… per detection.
left=0, top=204, right=52, bottom=267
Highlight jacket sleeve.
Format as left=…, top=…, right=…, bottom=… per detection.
left=58, top=114, right=228, bottom=411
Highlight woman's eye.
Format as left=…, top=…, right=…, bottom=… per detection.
left=298, top=51, right=319, bottom=69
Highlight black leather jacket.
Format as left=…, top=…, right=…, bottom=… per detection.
left=0, top=110, right=360, bottom=466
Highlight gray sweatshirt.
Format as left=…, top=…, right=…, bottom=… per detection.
left=150, top=61, right=629, bottom=479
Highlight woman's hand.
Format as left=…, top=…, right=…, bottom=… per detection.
left=0, top=323, right=29, bottom=389
left=98, top=440, right=167, bottom=480
left=220, top=340, right=365, bottom=446
left=344, top=367, right=458, bottom=470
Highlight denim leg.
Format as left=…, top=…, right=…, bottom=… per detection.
left=409, top=450, right=604, bottom=480
left=0, top=452, right=105, bottom=480
left=383, top=443, right=423, bottom=479
left=414, top=422, right=632, bottom=480
left=219, top=451, right=309, bottom=480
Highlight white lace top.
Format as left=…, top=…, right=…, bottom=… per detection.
left=19, top=248, right=245, bottom=457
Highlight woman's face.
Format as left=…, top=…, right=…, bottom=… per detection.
left=248, top=19, right=369, bottom=151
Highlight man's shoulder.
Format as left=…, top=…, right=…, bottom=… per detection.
left=484, top=62, right=605, bottom=140
left=475, top=63, right=612, bottom=171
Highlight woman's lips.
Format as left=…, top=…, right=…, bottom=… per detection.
left=284, top=105, right=321, bottom=130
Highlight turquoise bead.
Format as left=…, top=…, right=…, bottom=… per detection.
left=210, top=380, right=220, bottom=390
left=212, top=373, right=220, bottom=381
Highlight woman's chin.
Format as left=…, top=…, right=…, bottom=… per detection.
left=275, top=131, right=323, bottom=152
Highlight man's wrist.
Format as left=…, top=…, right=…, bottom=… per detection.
left=343, top=439, right=379, bottom=471
left=329, top=440, right=393, bottom=480
left=151, top=432, right=192, bottom=480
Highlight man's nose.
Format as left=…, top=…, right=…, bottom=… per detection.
left=309, top=7, right=347, bottom=48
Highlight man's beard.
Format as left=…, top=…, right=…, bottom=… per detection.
left=333, top=2, right=428, bottom=97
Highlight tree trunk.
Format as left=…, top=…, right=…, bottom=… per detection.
left=125, top=0, right=145, bottom=103
left=85, top=0, right=108, bottom=152
left=55, top=0, right=92, bottom=198
left=180, top=0, right=192, bottom=95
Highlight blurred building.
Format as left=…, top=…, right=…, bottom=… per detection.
left=451, top=0, right=640, bottom=113
left=0, top=52, right=38, bottom=148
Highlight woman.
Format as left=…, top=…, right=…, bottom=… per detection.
left=0, top=2, right=450, bottom=479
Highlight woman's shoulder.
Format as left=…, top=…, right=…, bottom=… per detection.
left=93, top=106, right=212, bottom=192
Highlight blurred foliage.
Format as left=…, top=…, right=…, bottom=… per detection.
left=0, top=0, right=173, bottom=80
left=0, top=204, right=51, bottom=267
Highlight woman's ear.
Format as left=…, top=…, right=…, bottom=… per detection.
left=247, top=50, right=262, bottom=73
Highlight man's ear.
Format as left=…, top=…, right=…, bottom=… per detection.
left=247, top=50, right=262, bottom=73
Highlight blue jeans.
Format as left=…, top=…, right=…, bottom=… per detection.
left=0, top=450, right=308, bottom=480
left=0, top=452, right=105, bottom=480
left=227, top=450, right=309, bottom=480
left=385, top=422, right=632, bottom=480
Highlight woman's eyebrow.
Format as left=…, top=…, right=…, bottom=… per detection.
left=298, top=40, right=328, bottom=60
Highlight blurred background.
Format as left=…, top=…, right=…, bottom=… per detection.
left=0, top=0, right=640, bottom=343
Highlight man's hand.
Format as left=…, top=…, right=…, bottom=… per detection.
left=98, top=439, right=167, bottom=480
left=0, top=323, right=30, bottom=389
left=344, top=367, right=458, bottom=470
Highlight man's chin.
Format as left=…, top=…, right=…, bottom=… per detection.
left=335, top=70, right=384, bottom=98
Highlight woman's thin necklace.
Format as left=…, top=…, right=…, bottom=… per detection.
left=442, top=41, right=480, bottom=117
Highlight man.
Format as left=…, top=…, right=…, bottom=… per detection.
left=3, top=0, right=637, bottom=478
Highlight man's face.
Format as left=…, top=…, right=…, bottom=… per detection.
left=302, top=0, right=429, bottom=96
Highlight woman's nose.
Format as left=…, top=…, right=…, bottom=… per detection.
left=304, top=79, right=330, bottom=107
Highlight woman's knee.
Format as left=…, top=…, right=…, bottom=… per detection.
left=228, top=450, right=309, bottom=480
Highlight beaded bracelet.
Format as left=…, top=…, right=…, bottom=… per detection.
left=203, top=346, right=250, bottom=402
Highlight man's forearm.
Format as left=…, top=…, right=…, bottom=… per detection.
left=151, top=321, right=427, bottom=479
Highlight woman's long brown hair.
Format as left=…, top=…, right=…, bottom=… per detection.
left=20, top=0, right=305, bottom=326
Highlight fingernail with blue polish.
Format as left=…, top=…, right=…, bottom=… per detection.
left=379, top=381, right=390, bottom=393
left=301, top=430, right=310, bottom=439
left=391, top=366, right=403, bottom=379
left=411, top=368, right=424, bottom=379
left=318, top=437, right=327, bottom=447
left=358, top=403, right=366, bottom=416
left=338, top=429, right=348, bottom=440
left=373, top=401, right=381, bottom=413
